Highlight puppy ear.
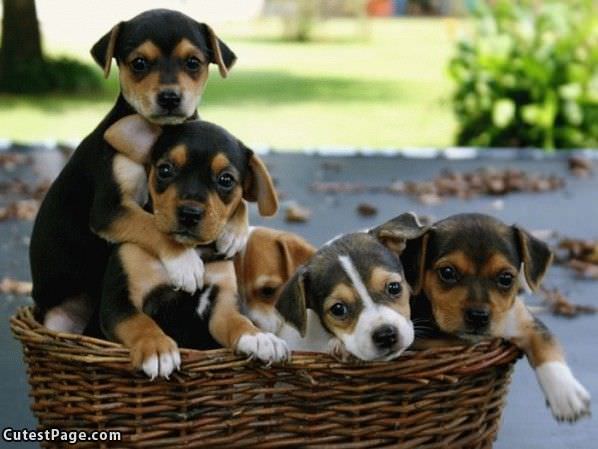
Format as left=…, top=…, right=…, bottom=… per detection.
left=198, top=23, right=237, bottom=78
left=401, top=233, right=430, bottom=295
left=369, top=212, right=429, bottom=255
left=276, top=233, right=316, bottom=280
left=242, top=145, right=278, bottom=217
left=276, top=267, right=309, bottom=336
left=104, top=114, right=162, bottom=164
left=90, top=22, right=123, bottom=78
left=513, top=226, right=553, bottom=291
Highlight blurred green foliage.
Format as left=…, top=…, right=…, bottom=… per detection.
left=449, top=0, right=598, bottom=150
left=0, top=57, right=103, bottom=94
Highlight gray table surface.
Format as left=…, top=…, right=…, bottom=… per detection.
left=1, top=148, right=596, bottom=448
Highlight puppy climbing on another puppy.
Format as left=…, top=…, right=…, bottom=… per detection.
left=100, top=115, right=287, bottom=378
left=276, top=213, right=427, bottom=361
left=30, top=9, right=243, bottom=335
left=403, top=213, right=591, bottom=422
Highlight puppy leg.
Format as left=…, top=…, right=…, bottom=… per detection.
left=206, top=261, right=289, bottom=362
left=101, top=244, right=181, bottom=379
left=501, top=298, right=591, bottom=421
left=44, top=294, right=94, bottom=334
left=215, top=200, right=249, bottom=258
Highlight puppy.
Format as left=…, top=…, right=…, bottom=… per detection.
left=276, top=213, right=427, bottom=361
left=404, top=213, right=591, bottom=422
left=235, top=227, right=316, bottom=334
left=100, top=117, right=285, bottom=378
left=29, top=9, right=242, bottom=334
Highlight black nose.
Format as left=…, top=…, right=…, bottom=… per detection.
left=464, top=308, right=490, bottom=328
left=372, top=325, right=399, bottom=350
left=157, top=90, right=181, bottom=111
left=177, top=205, right=203, bottom=228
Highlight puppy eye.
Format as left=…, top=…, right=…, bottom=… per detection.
left=387, top=281, right=402, bottom=296
left=217, top=173, right=236, bottom=190
left=497, top=272, right=514, bottom=289
left=259, top=286, right=278, bottom=299
left=329, top=302, right=349, bottom=319
left=131, top=57, right=149, bottom=73
left=438, top=266, right=459, bottom=284
left=185, top=56, right=202, bottom=72
left=157, top=162, right=175, bottom=180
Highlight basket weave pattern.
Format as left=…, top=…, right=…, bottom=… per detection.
left=11, top=307, right=520, bottom=449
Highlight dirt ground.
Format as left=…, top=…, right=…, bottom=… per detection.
left=1, top=147, right=596, bottom=448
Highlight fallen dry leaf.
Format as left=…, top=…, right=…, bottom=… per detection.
left=539, top=286, right=596, bottom=318
left=0, top=179, right=50, bottom=199
left=568, top=156, right=593, bottom=178
left=0, top=153, right=31, bottom=170
left=558, top=238, right=598, bottom=264
left=310, top=167, right=564, bottom=206
left=568, top=260, right=598, bottom=280
left=285, top=203, right=311, bottom=223
left=0, top=277, right=32, bottom=295
left=0, top=199, right=40, bottom=221
left=356, top=203, right=378, bottom=217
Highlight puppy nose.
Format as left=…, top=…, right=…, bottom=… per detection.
left=177, top=205, right=203, bottom=227
left=157, top=90, right=181, bottom=111
left=372, top=325, right=399, bottom=350
left=464, top=308, right=490, bottom=328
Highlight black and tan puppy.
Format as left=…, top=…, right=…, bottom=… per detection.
left=30, top=9, right=242, bottom=334
left=100, top=116, right=285, bottom=378
left=404, top=213, right=591, bottom=422
left=276, top=213, right=426, bottom=360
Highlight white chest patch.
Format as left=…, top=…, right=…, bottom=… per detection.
left=196, top=285, right=213, bottom=318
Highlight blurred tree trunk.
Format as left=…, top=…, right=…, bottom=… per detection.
left=0, top=0, right=44, bottom=91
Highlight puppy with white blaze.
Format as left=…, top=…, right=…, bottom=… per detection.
left=275, top=213, right=427, bottom=361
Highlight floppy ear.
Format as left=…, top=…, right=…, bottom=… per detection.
left=276, top=233, right=316, bottom=280
left=198, top=23, right=237, bottom=78
left=401, top=233, right=430, bottom=295
left=513, top=226, right=553, bottom=291
left=242, top=146, right=278, bottom=217
left=369, top=212, right=429, bottom=255
left=90, top=22, right=123, bottom=78
left=276, top=267, right=309, bottom=336
left=104, top=114, right=162, bottom=164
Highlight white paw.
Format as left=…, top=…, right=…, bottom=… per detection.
left=162, top=248, right=204, bottom=293
left=216, top=226, right=248, bottom=258
left=536, top=361, right=591, bottom=422
left=327, top=337, right=353, bottom=362
left=141, top=349, right=181, bottom=380
left=236, top=332, right=290, bottom=363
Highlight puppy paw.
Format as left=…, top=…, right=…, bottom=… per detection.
left=536, top=361, right=591, bottom=422
left=327, top=338, right=357, bottom=362
left=131, top=333, right=181, bottom=380
left=216, top=224, right=249, bottom=258
left=161, top=248, right=204, bottom=293
left=236, top=332, right=290, bottom=363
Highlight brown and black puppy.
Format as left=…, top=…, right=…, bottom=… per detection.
left=404, top=213, right=591, bottom=422
left=235, top=227, right=316, bottom=334
left=100, top=117, right=285, bottom=378
left=30, top=9, right=241, bottom=334
left=276, top=213, right=427, bottom=360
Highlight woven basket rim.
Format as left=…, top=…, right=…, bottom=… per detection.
left=11, top=306, right=521, bottom=380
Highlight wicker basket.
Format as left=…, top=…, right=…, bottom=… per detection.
left=11, top=306, right=521, bottom=449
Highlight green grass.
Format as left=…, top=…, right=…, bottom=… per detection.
left=0, top=18, right=460, bottom=148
